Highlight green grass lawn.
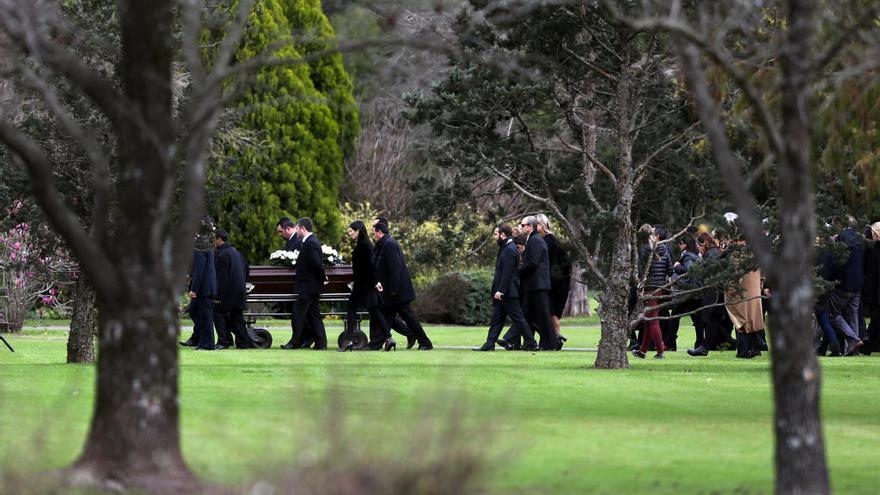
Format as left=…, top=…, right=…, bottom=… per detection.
left=1, top=321, right=878, bottom=494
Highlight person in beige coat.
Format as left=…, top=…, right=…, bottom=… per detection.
left=725, top=265, right=765, bottom=359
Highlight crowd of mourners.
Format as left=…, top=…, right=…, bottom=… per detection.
left=631, top=214, right=880, bottom=359
left=177, top=210, right=880, bottom=358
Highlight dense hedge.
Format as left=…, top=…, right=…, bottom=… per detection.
left=413, top=269, right=493, bottom=326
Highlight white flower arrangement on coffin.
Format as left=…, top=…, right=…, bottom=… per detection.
left=268, top=245, right=344, bottom=268
left=269, top=249, right=299, bottom=268
left=320, top=244, right=344, bottom=266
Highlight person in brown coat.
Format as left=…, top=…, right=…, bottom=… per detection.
left=725, top=246, right=764, bottom=358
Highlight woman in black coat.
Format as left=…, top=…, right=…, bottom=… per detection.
left=536, top=214, right=571, bottom=340
left=343, top=221, right=393, bottom=351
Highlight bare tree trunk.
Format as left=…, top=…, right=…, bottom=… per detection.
left=563, top=264, right=590, bottom=317
left=766, top=1, right=829, bottom=493
left=594, top=232, right=632, bottom=368
left=70, top=1, right=195, bottom=490
left=73, top=289, right=192, bottom=491
left=594, top=48, right=635, bottom=369
left=66, top=276, right=96, bottom=363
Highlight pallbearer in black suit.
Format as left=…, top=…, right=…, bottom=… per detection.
left=370, top=217, right=415, bottom=348
left=372, top=222, right=433, bottom=350
left=280, top=218, right=328, bottom=350
left=517, top=216, right=560, bottom=351
left=188, top=217, right=218, bottom=350
left=276, top=217, right=316, bottom=348
left=343, top=221, right=393, bottom=351
left=475, top=224, right=532, bottom=351
left=213, top=229, right=256, bottom=349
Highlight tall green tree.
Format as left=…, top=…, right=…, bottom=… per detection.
left=209, top=0, right=358, bottom=261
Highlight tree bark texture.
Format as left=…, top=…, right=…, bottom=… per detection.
left=70, top=0, right=196, bottom=490
left=675, top=0, right=829, bottom=492
left=66, top=277, right=96, bottom=363
left=594, top=53, right=635, bottom=369
left=563, top=265, right=590, bottom=317
left=766, top=1, right=829, bottom=493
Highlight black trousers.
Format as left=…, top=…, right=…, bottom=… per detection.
left=484, top=297, right=530, bottom=345
left=214, top=308, right=256, bottom=348
left=191, top=296, right=215, bottom=349
left=502, top=293, right=538, bottom=347
left=289, top=293, right=327, bottom=349
left=380, top=302, right=431, bottom=347
left=521, top=290, right=559, bottom=349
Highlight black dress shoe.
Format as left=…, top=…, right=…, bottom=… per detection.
left=193, top=346, right=214, bottom=351
left=215, top=344, right=230, bottom=350
left=179, top=339, right=197, bottom=347
left=631, top=349, right=646, bottom=359
left=495, top=339, right=513, bottom=351
left=418, top=344, right=434, bottom=350
left=522, top=344, right=539, bottom=352
left=384, top=338, right=397, bottom=352
left=473, top=343, right=494, bottom=351
left=280, top=342, right=298, bottom=350
left=406, top=336, right=417, bottom=349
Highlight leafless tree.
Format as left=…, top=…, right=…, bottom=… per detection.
left=0, top=0, right=301, bottom=491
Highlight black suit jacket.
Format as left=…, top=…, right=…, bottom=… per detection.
left=373, top=234, right=416, bottom=305
left=350, top=239, right=378, bottom=308
left=294, top=234, right=325, bottom=296
left=285, top=235, right=303, bottom=252
left=518, top=231, right=551, bottom=293
left=215, top=243, right=249, bottom=312
left=491, top=239, right=520, bottom=298
left=189, top=249, right=217, bottom=297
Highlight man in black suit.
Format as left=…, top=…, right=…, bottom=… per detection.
left=276, top=217, right=316, bottom=348
left=369, top=217, right=416, bottom=348
left=280, top=217, right=328, bottom=350
left=372, top=222, right=433, bottom=350
left=512, top=216, right=559, bottom=351
left=213, top=229, right=256, bottom=349
left=475, top=224, right=532, bottom=351
left=187, top=217, right=218, bottom=350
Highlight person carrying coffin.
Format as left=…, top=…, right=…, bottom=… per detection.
left=213, top=228, right=256, bottom=349
left=280, top=217, right=328, bottom=350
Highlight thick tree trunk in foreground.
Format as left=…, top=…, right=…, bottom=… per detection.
left=766, top=1, right=829, bottom=492
left=70, top=0, right=195, bottom=491
left=73, top=289, right=190, bottom=491
left=66, top=277, right=96, bottom=363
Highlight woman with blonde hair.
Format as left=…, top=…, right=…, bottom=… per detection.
left=535, top=214, right=571, bottom=342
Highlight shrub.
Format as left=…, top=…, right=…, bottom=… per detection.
left=414, top=269, right=493, bottom=326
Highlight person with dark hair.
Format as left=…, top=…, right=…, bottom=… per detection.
left=633, top=224, right=671, bottom=359
left=213, top=229, right=256, bottom=349
left=691, top=232, right=734, bottom=353
left=370, top=217, right=415, bottom=348
left=372, top=221, right=433, bottom=350
left=276, top=217, right=300, bottom=251
left=513, top=215, right=559, bottom=351
left=276, top=216, right=315, bottom=348
left=186, top=216, right=218, bottom=350
left=668, top=235, right=703, bottom=353
left=860, top=222, right=880, bottom=355
left=280, top=218, right=328, bottom=350
left=828, top=219, right=866, bottom=355
left=476, top=224, right=532, bottom=351
left=342, top=220, right=392, bottom=351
